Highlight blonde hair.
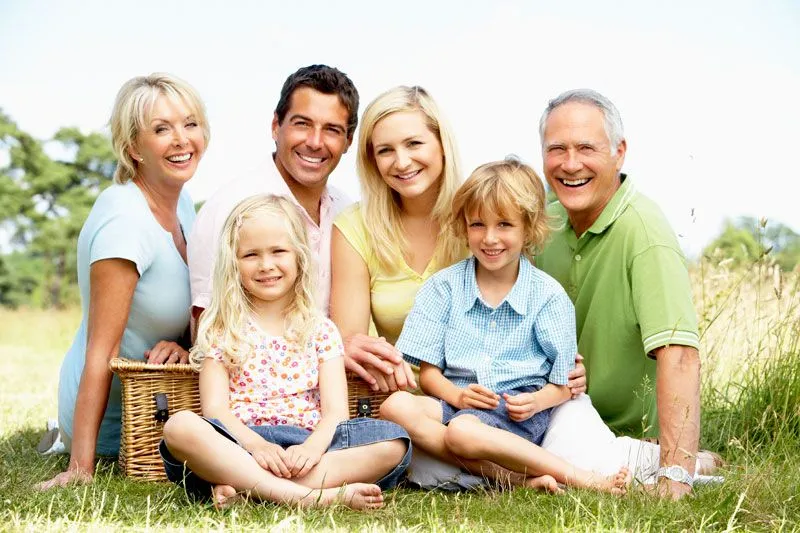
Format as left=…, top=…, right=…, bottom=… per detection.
left=191, top=195, right=319, bottom=371
left=356, top=85, right=463, bottom=272
left=109, top=73, right=210, bottom=184
left=450, top=158, right=552, bottom=261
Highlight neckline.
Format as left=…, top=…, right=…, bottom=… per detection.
left=128, top=181, right=189, bottom=269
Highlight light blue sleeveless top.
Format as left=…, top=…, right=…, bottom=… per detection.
left=58, top=181, right=195, bottom=455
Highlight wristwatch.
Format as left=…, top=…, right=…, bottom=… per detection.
left=656, top=465, right=693, bottom=487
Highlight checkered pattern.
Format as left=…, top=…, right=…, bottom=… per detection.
left=396, top=257, right=576, bottom=391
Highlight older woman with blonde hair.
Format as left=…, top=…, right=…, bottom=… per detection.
left=331, top=85, right=464, bottom=392
left=37, top=73, right=209, bottom=490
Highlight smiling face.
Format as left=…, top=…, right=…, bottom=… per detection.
left=131, top=94, right=205, bottom=186
left=236, top=212, right=299, bottom=310
left=467, top=207, right=526, bottom=281
left=272, top=87, right=351, bottom=193
left=542, top=101, right=626, bottom=235
left=370, top=110, right=444, bottom=207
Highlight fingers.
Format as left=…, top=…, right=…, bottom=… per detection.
left=254, top=446, right=291, bottom=478
left=503, top=392, right=536, bottom=422
left=146, top=341, right=189, bottom=365
left=401, top=362, right=417, bottom=390
left=371, top=369, right=390, bottom=393
left=346, top=335, right=402, bottom=367
left=462, top=386, right=499, bottom=409
left=344, top=357, right=378, bottom=389
left=35, top=470, right=91, bottom=491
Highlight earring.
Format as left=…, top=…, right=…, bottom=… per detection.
left=138, top=157, right=144, bottom=162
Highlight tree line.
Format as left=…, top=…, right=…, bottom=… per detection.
left=1, top=110, right=798, bottom=309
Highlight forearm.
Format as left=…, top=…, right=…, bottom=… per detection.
left=201, top=404, right=266, bottom=453
left=419, top=365, right=461, bottom=406
left=302, top=415, right=344, bottom=455
left=533, top=383, right=571, bottom=411
left=655, top=345, right=700, bottom=474
left=69, top=362, right=114, bottom=472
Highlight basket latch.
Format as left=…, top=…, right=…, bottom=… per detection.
left=154, top=393, right=169, bottom=422
left=356, top=397, right=371, bottom=418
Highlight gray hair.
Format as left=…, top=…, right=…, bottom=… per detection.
left=539, top=89, right=624, bottom=153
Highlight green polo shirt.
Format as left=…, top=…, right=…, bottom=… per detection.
left=536, top=175, right=699, bottom=437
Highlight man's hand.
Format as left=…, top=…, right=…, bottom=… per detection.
left=145, top=340, right=190, bottom=364
left=567, top=353, right=586, bottom=398
left=285, top=444, right=323, bottom=479
left=655, top=477, right=692, bottom=500
left=344, top=334, right=416, bottom=392
left=503, top=391, right=542, bottom=422
left=250, top=441, right=291, bottom=478
left=455, top=384, right=499, bottom=410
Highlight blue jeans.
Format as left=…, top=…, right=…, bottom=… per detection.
left=440, top=385, right=552, bottom=445
left=160, top=417, right=411, bottom=501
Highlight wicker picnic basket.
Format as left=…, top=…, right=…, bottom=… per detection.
left=109, top=357, right=391, bottom=481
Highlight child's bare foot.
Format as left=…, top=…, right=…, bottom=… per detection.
left=697, top=450, right=725, bottom=475
left=211, top=484, right=241, bottom=509
left=608, top=466, right=631, bottom=496
left=320, top=483, right=384, bottom=510
left=525, top=474, right=564, bottom=494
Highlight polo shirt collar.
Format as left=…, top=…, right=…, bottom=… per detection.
left=585, top=173, right=636, bottom=235
left=462, top=256, right=530, bottom=315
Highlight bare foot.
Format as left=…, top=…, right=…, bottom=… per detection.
left=320, top=483, right=384, bottom=510
left=525, top=474, right=564, bottom=494
left=211, top=484, right=241, bottom=509
left=608, top=466, right=631, bottom=496
left=697, top=450, right=725, bottom=475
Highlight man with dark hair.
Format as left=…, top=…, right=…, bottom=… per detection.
left=188, top=65, right=358, bottom=317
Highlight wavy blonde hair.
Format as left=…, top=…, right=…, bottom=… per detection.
left=450, top=158, right=553, bottom=261
left=110, top=72, right=210, bottom=184
left=191, top=195, right=319, bottom=371
left=356, top=86, right=464, bottom=272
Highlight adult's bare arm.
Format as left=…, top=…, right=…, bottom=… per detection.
left=330, top=227, right=412, bottom=390
left=654, top=344, right=701, bottom=500
left=37, top=259, right=138, bottom=490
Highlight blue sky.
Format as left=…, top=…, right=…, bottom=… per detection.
left=1, top=0, right=798, bottom=255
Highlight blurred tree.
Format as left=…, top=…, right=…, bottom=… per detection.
left=0, top=110, right=115, bottom=308
left=704, top=216, right=800, bottom=271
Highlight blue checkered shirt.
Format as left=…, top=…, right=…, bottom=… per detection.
left=396, top=256, right=576, bottom=391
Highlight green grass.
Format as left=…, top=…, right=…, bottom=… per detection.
left=2, top=264, right=800, bottom=531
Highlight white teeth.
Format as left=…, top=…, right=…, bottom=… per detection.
left=167, top=153, right=191, bottom=162
left=562, top=178, right=589, bottom=186
left=396, top=170, right=421, bottom=180
left=483, top=250, right=503, bottom=256
left=298, top=154, right=324, bottom=164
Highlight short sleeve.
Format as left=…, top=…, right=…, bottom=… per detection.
left=395, top=275, right=453, bottom=368
left=315, top=318, right=344, bottom=364
left=188, top=194, right=234, bottom=310
left=333, top=204, right=370, bottom=265
left=89, top=213, right=156, bottom=275
left=631, top=245, right=700, bottom=355
left=533, top=290, right=577, bottom=385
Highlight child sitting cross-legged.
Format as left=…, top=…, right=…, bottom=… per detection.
left=380, top=159, right=630, bottom=494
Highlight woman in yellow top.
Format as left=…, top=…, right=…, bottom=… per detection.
left=331, top=86, right=464, bottom=392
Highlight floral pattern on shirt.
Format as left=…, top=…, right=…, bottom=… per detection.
left=209, top=317, right=343, bottom=430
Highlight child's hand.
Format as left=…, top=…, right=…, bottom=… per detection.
left=250, top=441, right=292, bottom=478
left=285, top=444, right=323, bottom=478
left=456, top=384, right=500, bottom=410
left=503, top=392, right=540, bottom=422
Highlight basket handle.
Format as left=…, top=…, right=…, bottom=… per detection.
left=154, top=393, right=169, bottom=422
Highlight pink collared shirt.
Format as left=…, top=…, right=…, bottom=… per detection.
left=187, top=156, right=351, bottom=315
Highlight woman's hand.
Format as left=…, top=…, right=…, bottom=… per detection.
left=285, top=444, right=323, bottom=479
left=567, top=353, right=587, bottom=398
left=249, top=441, right=291, bottom=478
left=35, top=462, right=93, bottom=491
left=344, top=334, right=416, bottom=391
left=145, top=340, right=189, bottom=364
left=455, top=384, right=500, bottom=410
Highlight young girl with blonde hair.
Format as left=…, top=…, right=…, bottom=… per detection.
left=160, top=194, right=410, bottom=509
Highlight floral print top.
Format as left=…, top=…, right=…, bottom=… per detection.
left=209, top=317, right=343, bottom=430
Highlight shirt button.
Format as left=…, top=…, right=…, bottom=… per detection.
left=490, top=321, right=496, bottom=328
left=574, top=254, right=582, bottom=261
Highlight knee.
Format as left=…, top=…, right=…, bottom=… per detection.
left=444, top=416, right=483, bottom=459
left=162, top=410, right=202, bottom=450
left=373, top=438, right=409, bottom=468
left=380, top=391, right=415, bottom=422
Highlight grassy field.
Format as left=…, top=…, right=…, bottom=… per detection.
left=1, top=262, right=799, bottom=531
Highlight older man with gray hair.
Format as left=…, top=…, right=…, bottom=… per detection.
left=535, top=89, right=701, bottom=499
